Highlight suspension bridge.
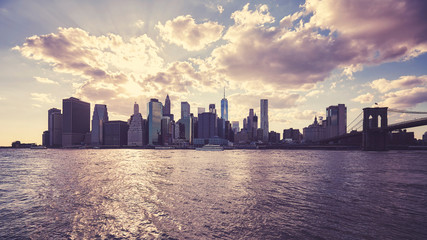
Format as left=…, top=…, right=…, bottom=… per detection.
left=318, top=107, right=427, bottom=150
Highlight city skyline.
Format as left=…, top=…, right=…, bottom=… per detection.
left=1, top=0, right=427, bottom=145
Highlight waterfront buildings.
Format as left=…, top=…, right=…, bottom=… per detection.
left=260, top=99, right=269, bottom=142
left=303, top=116, right=326, bottom=143
left=62, top=97, right=90, bottom=147
left=283, top=128, right=302, bottom=143
left=103, top=121, right=129, bottom=146
left=128, top=102, right=146, bottom=146
left=148, top=99, right=163, bottom=145
left=326, top=104, right=347, bottom=138
left=48, top=108, right=63, bottom=147
left=91, top=104, right=108, bottom=146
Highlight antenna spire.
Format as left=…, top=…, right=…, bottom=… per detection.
left=223, top=86, right=225, bottom=99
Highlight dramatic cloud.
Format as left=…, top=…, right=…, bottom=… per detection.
left=31, top=93, right=53, bottom=103
left=156, top=15, right=224, bottom=51
left=379, top=87, right=427, bottom=109
left=34, top=76, right=58, bottom=85
left=202, top=1, right=427, bottom=93
left=135, top=20, right=144, bottom=28
left=368, top=75, right=427, bottom=109
left=352, top=93, right=374, bottom=104
left=370, top=75, right=427, bottom=93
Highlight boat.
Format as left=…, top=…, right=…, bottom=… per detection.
left=30, top=145, right=47, bottom=149
left=195, top=144, right=224, bottom=151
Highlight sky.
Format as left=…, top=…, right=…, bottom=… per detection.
left=1, top=0, right=427, bottom=146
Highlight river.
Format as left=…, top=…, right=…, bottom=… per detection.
left=1, top=149, right=426, bottom=239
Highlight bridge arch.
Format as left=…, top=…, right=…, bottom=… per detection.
left=362, top=107, right=388, bottom=150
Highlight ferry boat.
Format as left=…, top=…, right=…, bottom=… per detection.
left=195, top=144, right=224, bottom=151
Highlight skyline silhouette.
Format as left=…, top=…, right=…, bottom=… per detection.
left=1, top=0, right=427, bottom=145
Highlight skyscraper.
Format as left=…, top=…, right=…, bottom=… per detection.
left=232, top=121, right=239, bottom=134
left=209, top=104, right=216, bottom=114
left=198, top=112, right=217, bottom=138
left=164, top=95, right=171, bottom=115
left=103, top=121, right=129, bottom=146
left=48, top=108, right=62, bottom=147
left=148, top=99, right=163, bottom=145
left=260, top=99, right=269, bottom=142
left=62, top=97, right=90, bottom=147
left=91, top=104, right=108, bottom=145
left=181, top=102, right=190, bottom=119
left=128, top=102, right=146, bottom=146
left=221, top=88, right=228, bottom=121
left=326, top=104, right=347, bottom=138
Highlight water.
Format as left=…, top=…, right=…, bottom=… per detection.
left=1, top=149, right=427, bottom=239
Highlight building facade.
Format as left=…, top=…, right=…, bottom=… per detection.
left=326, top=104, right=347, bottom=138
left=181, top=102, right=190, bottom=119
left=62, top=97, right=90, bottom=147
left=128, top=102, right=146, bottom=146
left=91, top=104, right=108, bottom=145
left=48, top=108, right=62, bottom=147
left=221, top=89, right=228, bottom=121
left=260, top=99, right=269, bottom=142
left=103, top=121, right=129, bottom=146
left=148, top=99, right=163, bottom=145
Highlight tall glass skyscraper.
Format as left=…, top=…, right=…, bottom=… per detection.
left=164, top=95, right=171, bottom=115
left=326, top=104, right=347, bottom=138
left=221, top=88, right=228, bottom=121
left=148, top=99, right=163, bottom=145
left=260, top=99, right=269, bottom=141
left=91, top=104, right=108, bottom=145
left=181, top=102, right=190, bottom=119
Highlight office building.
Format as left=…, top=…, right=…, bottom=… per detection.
left=163, top=94, right=174, bottom=121
left=221, top=88, right=228, bottom=121
left=260, top=99, right=269, bottom=142
left=42, top=131, right=49, bottom=147
left=209, top=104, right=216, bottom=114
left=103, top=121, right=129, bottom=146
left=198, top=112, right=217, bottom=138
left=91, top=104, right=108, bottom=145
left=62, top=97, right=90, bottom=147
left=161, top=116, right=173, bottom=145
left=283, top=128, right=302, bottom=142
left=48, top=108, right=62, bottom=147
left=232, top=121, right=239, bottom=134
left=181, top=102, right=190, bottom=119
left=326, top=104, right=347, bottom=138
left=148, top=99, right=163, bottom=145
left=303, top=116, right=326, bottom=142
left=128, top=102, right=146, bottom=146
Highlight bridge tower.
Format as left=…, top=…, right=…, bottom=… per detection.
left=362, top=107, right=388, bottom=151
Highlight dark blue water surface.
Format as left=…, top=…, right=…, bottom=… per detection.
left=1, top=149, right=427, bottom=239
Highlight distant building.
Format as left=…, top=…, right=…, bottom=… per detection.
left=423, top=132, right=427, bottom=143
left=268, top=131, right=281, bottom=143
left=128, top=102, right=146, bottom=146
left=232, top=121, right=239, bottom=134
left=326, top=104, right=347, bottom=138
left=91, top=104, right=108, bottom=146
left=161, top=116, right=173, bottom=145
left=389, top=130, right=416, bottom=146
left=163, top=94, right=174, bottom=121
left=260, top=99, right=269, bottom=142
left=62, top=97, right=90, bottom=147
left=209, top=104, right=216, bottom=114
left=148, top=99, right=163, bottom=145
left=103, top=121, right=129, bottom=146
left=221, top=88, right=228, bottom=121
left=283, top=128, right=302, bottom=142
left=42, top=131, right=49, bottom=147
left=48, top=108, right=62, bottom=147
left=181, top=102, right=190, bottom=119
left=303, top=116, right=326, bottom=143
left=198, top=112, right=217, bottom=139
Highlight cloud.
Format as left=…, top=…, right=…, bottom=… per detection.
left=31, top=93, right=54, bottom=103
left=217, top=5, right=224, bottom=14
left=156, top=15, right=224, bottom=51
left=352, top=93, right=374, bottom=104
left=135, top=20, right=144, bottom=28
left=200, top=1, right=427, bottom=93
left=306, top=89, right=324, bottom=97
left=0, top=97, right=5, bottom=101
left=370, top=75, right=427, bottom=93
left=379, top=87, right=427, bottom=109
left=34, top=76, right=59, bottom=85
